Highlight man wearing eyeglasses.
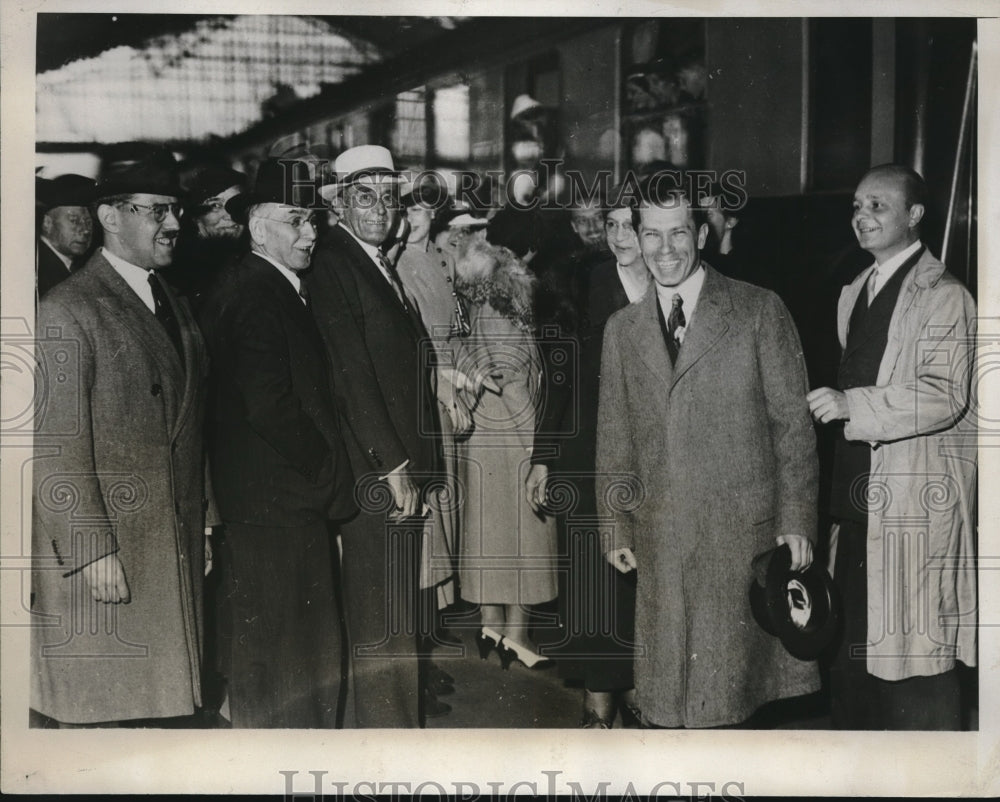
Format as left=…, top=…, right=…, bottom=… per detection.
left=308, top=146, right=442, bottom=728
left=197, top=158, right=355, bottom=728
left=31, top=144, right=217, bottom=727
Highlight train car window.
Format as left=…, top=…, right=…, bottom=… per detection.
left=433, top=84, right=471, bottom=164
left=620, top=19, right=706, bottom=174
left=392, top=88, right=427, bottom=164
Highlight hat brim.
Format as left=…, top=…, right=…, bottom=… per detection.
left=318, top=169, right=402, bottom=202
left=749, top=544, right=841, bottom=661
left=226, top=190, right=323, bottom=226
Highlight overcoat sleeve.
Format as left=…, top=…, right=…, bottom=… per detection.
left=843, top=282, right=976, bottom=444
left=34, top=299, right=117, bottom=574
left=755, top=291, right=819, bottom=541
left=594, top=316, right=637, bottom=554
left=308, top=248, right=411, bottom=473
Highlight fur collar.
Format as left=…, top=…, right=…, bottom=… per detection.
left=455, top=239, right=536, bottom=331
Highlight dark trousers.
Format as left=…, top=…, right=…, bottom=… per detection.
left=830, top=519, right=961, bottom=730
left=222, top=521, right=343, bottom=728
left=339, top=510, right=422, bottom=728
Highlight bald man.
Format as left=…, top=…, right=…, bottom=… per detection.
left=807, top=164, right=977, bottom=730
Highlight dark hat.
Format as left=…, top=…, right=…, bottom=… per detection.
left=184, top=166, right=246, bottom=205
left=37, top=173, right=96, bottom=211
left=400, top=175, right=449, bottom=210
left=749, top=544, right=840, bottom=661
left=95, top=142, right=184, bottom=200
left=225, top=158, right=321, bottom=225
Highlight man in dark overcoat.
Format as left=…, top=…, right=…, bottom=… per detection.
left=36, top=174, right=95, bottom=298
left=198, top=159, right=355, bottom=728
left=596, top=183, right=820, bottom=728
left=308, top=146, right=441, bottom=728
left=32, top=145, right=216, bottom=726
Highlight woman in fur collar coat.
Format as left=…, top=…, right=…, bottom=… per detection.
left=453, top=234, right=557, bottom=670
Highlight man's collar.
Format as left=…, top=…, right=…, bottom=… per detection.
left=338, top=222, right=384, bottom=263
left=40, top=237, right=74, bottom=270
left=655, top=263, right=706, bottom=319
left=872, top=239, right=922, bottom=273
left=251, top=249, right=301, bottom=292
left=101, top=246, right=149, bottom=276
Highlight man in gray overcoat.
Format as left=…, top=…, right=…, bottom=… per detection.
left=31, top=145, right=216, bottom=726
left=596, top=181, right=820, bottom=728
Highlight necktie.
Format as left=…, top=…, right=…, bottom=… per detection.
left=377, top=252, right=410, bottom=312
left=667, top=293, right=686, bottom=350
left=451, top=293, right=471, bottom=338
left=867, top=267, right=880, bottom=306
left=148, top=272, right=184, bottom=358
left=298, top=281, right=310, bottom=309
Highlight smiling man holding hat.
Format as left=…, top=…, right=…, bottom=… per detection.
left=307, top=145, right=442, bottom=727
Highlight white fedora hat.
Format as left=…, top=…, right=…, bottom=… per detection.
left=319, top=145, right=401, bottom=201
left=510, top=94, right=543, bottom=121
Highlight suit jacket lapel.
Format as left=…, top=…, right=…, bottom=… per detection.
left=333, top=226, right=421, bottom=333
left=159, top=277, right=202, bottom=442
left=671, top=265, right=731, bottom=389
left=245, top=253, right=322, bottom=346
left=92, top=255, right=185, bottom=389
left=634, top=290, right=674, bottom=388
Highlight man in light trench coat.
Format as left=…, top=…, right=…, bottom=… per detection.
left=596, top=178, right=821, bottom=728
left=808, top=164, right=977, bottom=729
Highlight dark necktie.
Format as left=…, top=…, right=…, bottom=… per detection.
left=298, top=281, right=310, bottom=309
left=148, top=272, right=184, bottom=359
left=666, top=293, right=685, bottom=364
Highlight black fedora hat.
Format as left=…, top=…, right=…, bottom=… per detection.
left=749, top=543, right=840, bottom=661
left=95, top=142, right=184, bottom=200
left=226, top=158, right=321, bottom=225
left=184, top=165, right=247, bottom=206
left=37, top=173, right=96, bottom=211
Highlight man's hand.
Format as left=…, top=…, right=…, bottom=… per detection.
left=445, top=394, right=474, bottom=435
left=605, top=547, right=637, bottom=574
left=777, top=534, right=814, bottom=572
left=384, top=468, right=422, bottom=520
left=806, top=387, right=850, bottom=424
left=443, top=366, right=501, bottom=398
left=525, top=463, right=549, bottom=514
left=80, top=554, right=131, bottom=604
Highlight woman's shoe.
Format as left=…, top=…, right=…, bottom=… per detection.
left=476, top=627, right=503, bottom=660
left=497, top=637, right=554, bottom=670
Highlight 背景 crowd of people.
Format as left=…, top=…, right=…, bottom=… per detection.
left=31, top=128, right=977, bottom=731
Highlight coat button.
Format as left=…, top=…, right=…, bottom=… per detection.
left=151, top=383, right=162, bottom=396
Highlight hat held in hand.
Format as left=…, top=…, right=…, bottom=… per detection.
left=749, top=543, right=840, bottom=661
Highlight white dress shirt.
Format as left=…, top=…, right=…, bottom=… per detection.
left=868, top=239, right=922, bottom=299
left=655, top=263, right=706, bottom=341
left=102, top=247, right=156, bottom=313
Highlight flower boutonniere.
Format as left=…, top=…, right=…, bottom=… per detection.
left=674, top=325, right=687, bottom=344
